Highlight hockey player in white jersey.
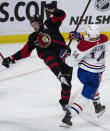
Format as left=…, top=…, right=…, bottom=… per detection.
left=60, top=24, right=108, bottom=127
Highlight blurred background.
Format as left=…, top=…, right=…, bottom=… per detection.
left=0, top=0, right=110, bottom=131
left=0, top=0, right=110, bottom=43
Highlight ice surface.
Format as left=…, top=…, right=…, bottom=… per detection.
left=0, top=42, right=110, bottom=131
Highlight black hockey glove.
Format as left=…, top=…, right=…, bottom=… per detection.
left=2, top=56, right=15, bottom=68
left=45, top=2, right=57, bottom=13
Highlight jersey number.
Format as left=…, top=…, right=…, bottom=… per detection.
left=91, top=51, right=105, bottom=62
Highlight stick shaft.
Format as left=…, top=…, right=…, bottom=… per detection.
left=0, top=52, right=4, bottom=60
left=75, top=0, right=92, bottom=32
left=67, top=0, right=91, bottom=48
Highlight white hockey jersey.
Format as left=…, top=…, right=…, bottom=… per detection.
left=65, top=34, right=108, bottom=73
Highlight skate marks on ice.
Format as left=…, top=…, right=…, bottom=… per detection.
left=0, top=43, right=110, bottom=131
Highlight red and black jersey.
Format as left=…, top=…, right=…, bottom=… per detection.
left=12, top=9, right=68, bottom=60
left=11, top=9, right=73, bottom=106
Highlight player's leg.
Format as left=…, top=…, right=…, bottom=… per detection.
left=61, top=68, right=101, bottom=127
left=61, top=88, right=90, bottom=127
left=58, top=61, right=73, bottom=127
left=42, top=51, right=73, bottom=127
left=42, top=51, right=69, bottom=86
left=92, top=72, right=105, bottom=115
left=70, top=83, right=96, bottom=118
left=78, top=68, right=105, bottom=114
left=58, top=59, right=73, bottom=111
left=78, top=68, right=105, bottom=116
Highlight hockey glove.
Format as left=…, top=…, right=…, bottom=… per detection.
left=68, top=31, right=84, bottom=42
left=45, top=2, right=57, bottom=13
left=2, top=56, right=15, bottom=68
left=60, top=49, right=70, bottom=63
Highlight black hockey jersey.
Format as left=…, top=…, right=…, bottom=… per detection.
left=12, top=9, right=68, bottom=60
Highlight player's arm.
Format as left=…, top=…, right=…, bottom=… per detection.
left=60, top=48, right=84, bottom=67
left=64, top=48, right=85, bottom=67
left=12, top=42, right=35, bottom=60
left=2, top=35, right=36, bottom=68
left=44, top=3, right=66, bottom=27
left=51, top=8, right=66, bottom=23
left=60, top=41, right=93, bottom=67
left=60, top=32, right=85, bottom=67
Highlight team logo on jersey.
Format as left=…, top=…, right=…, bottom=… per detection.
left=95, top=0, right=110, bottom=11
left=34, top=33, right=51, bottom=48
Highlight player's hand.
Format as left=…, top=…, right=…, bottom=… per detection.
left=68, top=31, right=84, bottom=42
left=45, top=2, right=57, bottom=13
left=2, top=56, right=15, bottom=68
left=60, top=49, right=70, bottom=62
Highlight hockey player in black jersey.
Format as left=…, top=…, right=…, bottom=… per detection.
left=2, top=3, right=73, bottom=112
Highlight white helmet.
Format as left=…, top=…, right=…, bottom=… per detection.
left=86, top=24, right=100, bottom=39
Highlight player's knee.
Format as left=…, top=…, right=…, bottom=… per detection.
left=82, top=88, right=98, bottom=100
left=82, top=83, right=99, bottom=100
left=82, top=92, right=92, bottom=99
left=62, top=83, right=72, bottom=90
left=64, top=74, right=72, bottom=82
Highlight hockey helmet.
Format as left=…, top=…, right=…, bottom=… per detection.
left=86, top=24, right=100, bottom=39
left=30, top=15, right=43, bottom=26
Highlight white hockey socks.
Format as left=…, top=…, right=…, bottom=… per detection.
left=70, top=94, right=90, bottom=117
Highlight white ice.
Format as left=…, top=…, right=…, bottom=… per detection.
left=0, top=42, right=110, bottom=131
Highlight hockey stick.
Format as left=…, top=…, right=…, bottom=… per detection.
left=67, top=0, right=92, bottom=48
left=0, top=52, right=4, bottom=60
left=0, top=52, right=5, bottom=70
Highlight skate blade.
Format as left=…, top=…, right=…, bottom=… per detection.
left=97, top=110, right=105, bottom=118
left=60, top=122, right=71, bottom=128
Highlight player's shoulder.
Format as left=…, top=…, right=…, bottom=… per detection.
left=100, top=34, right=108, bottom=42
left=77, top=40, right=96, bottom=52
left=77, top=34, right=108, bottom=52
left=28, top=32, right=38, bottom=42
left=29, top=32, right=37, bottom=39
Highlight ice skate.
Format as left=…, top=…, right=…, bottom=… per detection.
left=93, top=102, right=105, bottom=118
left=60, top=112, right=72, bottom=128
